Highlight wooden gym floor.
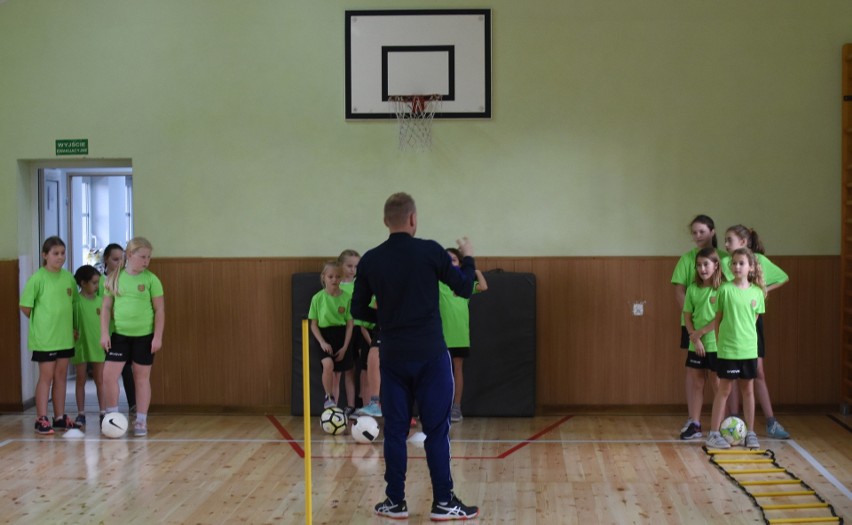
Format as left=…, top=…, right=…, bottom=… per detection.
left=0, top=394, right=849, bottom=524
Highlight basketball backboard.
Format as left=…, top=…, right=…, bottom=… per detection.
left=345, top=9, right=491, bottom=119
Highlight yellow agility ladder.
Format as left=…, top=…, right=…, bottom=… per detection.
left=704, top=447, right=843, bottom=524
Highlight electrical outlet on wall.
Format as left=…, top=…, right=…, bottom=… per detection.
left=632, top=302, right=645, bottom=316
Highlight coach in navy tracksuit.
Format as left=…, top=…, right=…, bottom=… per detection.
left=352, top=192, right=480, bottom=521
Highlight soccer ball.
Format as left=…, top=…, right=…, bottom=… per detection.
left=352, top=415, right=380, bottom=444
left=320, top=407, right=348, bottom=435
left=101, top=412, right=129, bottom=438
left=720, top=416, right=747, bottom=446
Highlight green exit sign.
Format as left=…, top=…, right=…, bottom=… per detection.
left=56, top=139, right=88, bottom=156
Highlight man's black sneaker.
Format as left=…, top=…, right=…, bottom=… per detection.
left=375, top=497, right=409, bottom=519
left=679, top=422, right=702, bottom=440
left=430, top=493, right=479, bottom=521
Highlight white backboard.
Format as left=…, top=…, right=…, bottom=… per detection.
left=345, top=9, right=491, bottom=119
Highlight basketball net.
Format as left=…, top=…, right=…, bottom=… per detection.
left=389, top=94, right=442, bottom=150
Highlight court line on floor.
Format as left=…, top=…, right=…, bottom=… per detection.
left=267, top=414, right=577, bottom=459
left=827, top=414, right=852, bottom=433
left=786, top=439, right=852, bottom=501
left=0, top=436, right=813, bottom=459
left=266, top=414, right=305, bottom=458
left=497, top=415, right=573, bottom=458
left=0, top=437, right=711, bottom=445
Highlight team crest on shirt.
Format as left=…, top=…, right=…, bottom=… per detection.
left=709, top=296, right=717, bottom=305
left=338, top=306, right=346, bottom=314
left=138, top=284, right=146, bottom=292
left=751, top=299, right=757, bottom=308
left=66, top=288, right=72, bottom=296
left=96, top=308, right=101, bottom=315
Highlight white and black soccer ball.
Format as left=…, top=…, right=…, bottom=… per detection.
left=352, top=415, right=380, bottom=444
left=101, top=412, right=128, bottom=438
left=320, top=407, right=348, bottom=435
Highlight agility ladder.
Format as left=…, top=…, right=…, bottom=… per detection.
left=704, top=447, right=843, bottom=524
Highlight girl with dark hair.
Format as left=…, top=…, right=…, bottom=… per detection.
left=71, top=265, right=106, bottom=428
left=19, top=236, right=79, bottom=434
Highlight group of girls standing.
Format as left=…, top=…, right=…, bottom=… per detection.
left=20, top=236, right=164, bottom=437
left=672, top=215, right=790, bottom=450
left=308, top=249, right=384, bottom=419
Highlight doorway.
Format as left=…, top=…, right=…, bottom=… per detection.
left=38, top=167, right=133, bottom=272
left=19, top=161, right=133, bottom=408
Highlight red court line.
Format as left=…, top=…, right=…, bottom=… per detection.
left=267, top=415, right=304, bottom=458
left=270, top=415, right=574, bottom=460
left=407, top=415, right=575, bottom=460
left=496, top=415, right=574, bottom=459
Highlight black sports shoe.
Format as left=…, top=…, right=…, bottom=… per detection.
left=430, top=493, right=479, bottom=521
left=34, top=416, right=54, bottom=435
left=53, top=414, right=77, bottom=431
left=679, top=422, right=703, bottom=440
left=375, top=497, right=409, bottom=519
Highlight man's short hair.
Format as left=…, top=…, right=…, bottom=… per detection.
left=384, top=192, right=416, bottom=227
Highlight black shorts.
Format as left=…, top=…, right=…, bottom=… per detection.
left=106, top=333, right=155, bottom=365
left=348, top=328, right=364, bottom=364
left=358, top=327, right=378, bottom=370
left=314, top=326, right=354, bottom=372
left=685, top=351, right=718, bottom=371
left=756, top=315, right=765, bottom=358
left=679, top=326, right=689, bottom=350
left=716, top=358, right=757, bottom=380
left=449, top=347, right=470, bottom=359
left=31, top=348, right=74, bottom=362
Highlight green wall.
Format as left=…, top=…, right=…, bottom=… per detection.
left=1, top=0, right=850, bottom=257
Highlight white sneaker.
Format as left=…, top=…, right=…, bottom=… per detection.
left=705, top=431, right=731, bottom=449
left=745, top=431, right=760, bottom=449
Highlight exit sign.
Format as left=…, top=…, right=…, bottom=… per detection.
left=56, top=139, right=88, bottom=155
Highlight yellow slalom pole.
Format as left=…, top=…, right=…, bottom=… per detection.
left=302, top=319, right=313, bottom=525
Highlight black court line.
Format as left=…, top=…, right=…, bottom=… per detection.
left=827, top=414, right=852, bottom=434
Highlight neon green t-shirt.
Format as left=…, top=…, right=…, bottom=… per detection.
left=716, top=282, right=765, bottom=360
left=438, top=281, right=478, bottom=348
left=341, top=279, right=376, bottom=329
left=756, top=253, right=788, bottom=288
left=106, top=269, right=164, bottom=337
left=308, top=289, right=352, bottom=328
left=682, top=284, right=718, bottom=353
left=99, top=275, right=117, bottom=333
left=73, top=294, right=105, bottom=364
left=20, top=267, right=77, bottom=351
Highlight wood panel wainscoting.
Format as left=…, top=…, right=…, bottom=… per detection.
left=0, top=256, right=840, bottom=412
left=0, top=259, right=22, bottom=410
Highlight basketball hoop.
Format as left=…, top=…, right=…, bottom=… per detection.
left=389, top=94, right=442, bottom=150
